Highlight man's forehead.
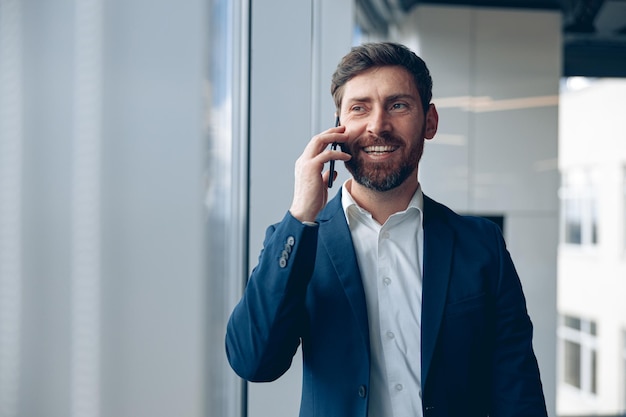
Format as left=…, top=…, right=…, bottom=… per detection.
left=342, top=67, right=419, bottom=100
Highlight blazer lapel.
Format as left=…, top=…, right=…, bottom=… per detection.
left=421, top=196, right=454, bottom=388
left=318, top=192, right=370, bottom=349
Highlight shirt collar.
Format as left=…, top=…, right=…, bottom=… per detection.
left=341, top=179, right=424, bottom=225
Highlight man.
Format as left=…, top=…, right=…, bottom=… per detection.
left=226, top=42, right=547, bottom=417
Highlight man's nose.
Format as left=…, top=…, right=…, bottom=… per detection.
left=366, top=108, right=391, bottom=136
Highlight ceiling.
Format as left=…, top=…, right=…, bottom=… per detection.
left=356, top=0, right=626, bottom=77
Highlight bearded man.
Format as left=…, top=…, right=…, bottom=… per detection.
left=226, top=42, right=548, bottom=417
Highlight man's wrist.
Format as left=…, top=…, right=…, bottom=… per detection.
left=288, top=208, right=317, bottom=224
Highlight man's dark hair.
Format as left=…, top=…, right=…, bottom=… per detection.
left=331, top=42, right=433, bottom=115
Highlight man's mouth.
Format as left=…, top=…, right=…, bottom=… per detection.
left=363, top=145, right=397, bottom=155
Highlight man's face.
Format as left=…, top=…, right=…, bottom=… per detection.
left=338, top=66, right=437, bottom=192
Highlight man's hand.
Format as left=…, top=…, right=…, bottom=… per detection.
left=289, top=125, right=351, bottom=223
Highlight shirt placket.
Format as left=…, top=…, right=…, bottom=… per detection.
left=377, top=225, right=406, bottom=408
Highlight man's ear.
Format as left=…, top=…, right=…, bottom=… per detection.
left=425, top=103, right=438, bottom=140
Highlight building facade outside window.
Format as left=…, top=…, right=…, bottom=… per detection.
left=558, top=78, right=626, bottom=416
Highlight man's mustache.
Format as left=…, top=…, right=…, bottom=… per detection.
left=340, top=132, right=402, bottom=153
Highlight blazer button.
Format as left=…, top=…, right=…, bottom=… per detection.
left=358, top=385, right=367, bottom=398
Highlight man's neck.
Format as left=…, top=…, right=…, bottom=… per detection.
left=346, top=177, right=419, bottom=225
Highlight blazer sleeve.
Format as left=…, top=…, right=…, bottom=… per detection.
left=489, top=223, right=548, bottom=417
left=225, top=211, right=318, bottom=382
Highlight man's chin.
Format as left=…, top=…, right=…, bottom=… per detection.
left=353, top=173, right=404, bottom=192
left=345, top=161, right=418, bottom=192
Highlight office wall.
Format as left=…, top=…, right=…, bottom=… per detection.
left=393, top=6, right=560, bottom=415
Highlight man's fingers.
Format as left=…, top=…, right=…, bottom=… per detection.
left=311, top=147, right=351, bottom=166
left=321, top=169, right=331, bottom=184
left=302, top=127, right=347, bottom=157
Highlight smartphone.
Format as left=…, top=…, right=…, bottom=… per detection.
left=328, top=116, right=340, bottom=188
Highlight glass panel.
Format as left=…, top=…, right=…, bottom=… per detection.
left=623, top=330, right=626, bottom=412
left=564, top=340, right=582, bottom=388
left=563, top=189, right=582, bottom=244
left=620, top=330, right=626, bottom=414
left=591, top=349, right=597, bottom=394
left=590, top=195, right=599, bottom=245
left=565, top=218, right=582, bottom=244
left=565, top=315, right=582, bottom=330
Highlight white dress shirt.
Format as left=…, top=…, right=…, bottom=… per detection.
left=341, top=180, right=424, bottom=417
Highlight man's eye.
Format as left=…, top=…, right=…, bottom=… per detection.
left=391, top=103, right=408, bottom=110
left=351, top=105, right=364, bottom=112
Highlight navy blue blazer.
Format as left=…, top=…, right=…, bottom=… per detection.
left=226, top=191, right=547, bottom=417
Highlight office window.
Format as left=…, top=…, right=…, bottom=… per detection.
left=564, top=340, right=581, bottom=387
left=622, top=166, right=626, bottom=251
left=563, top=187, right=582, bottom=244
left=622, top=330, right=626, bottom=412
left=560, top=170, right=599, bottom=246
left=590, top=194, right=599, bottom=245
left=559, top=314, right=598, bottom=395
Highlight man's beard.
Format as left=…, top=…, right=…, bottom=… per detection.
left=341, top=130, right=424, bottom=192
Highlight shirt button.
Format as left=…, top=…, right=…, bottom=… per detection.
left=381, top=231, right=390, bottom=239
left=395, top=384, right=403, bottom=391
left=386, top=331, right=395, bottom=339
left=358, top=385, right=367, bottom=398
left=383, top=277, right=392, bottom=286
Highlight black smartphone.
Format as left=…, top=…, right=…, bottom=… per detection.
left=328, top=116, right=340, bottom=188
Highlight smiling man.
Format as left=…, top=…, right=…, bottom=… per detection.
left=226, top=42, right=548, bottom=417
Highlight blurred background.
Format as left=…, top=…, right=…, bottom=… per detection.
left=0, top=0, right=625, bottom=416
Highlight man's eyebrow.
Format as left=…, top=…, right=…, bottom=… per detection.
left=386, top=93, right=418, bottom=102
left=345, top=94, right=417, bottom=103
left=345, top=96, right=373, bottom=104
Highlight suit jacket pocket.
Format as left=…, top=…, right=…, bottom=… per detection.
left=444, top=293, right=487, bottom=319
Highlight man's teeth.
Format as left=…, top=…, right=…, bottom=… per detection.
left=364, top=145, right=395, bottom=154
